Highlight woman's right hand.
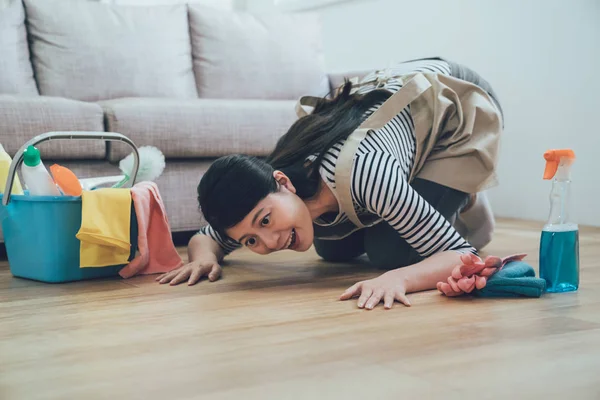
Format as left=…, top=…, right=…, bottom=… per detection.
left=156, top=260, right=222, bottom=286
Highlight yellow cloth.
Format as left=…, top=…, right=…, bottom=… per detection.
left=76, top=188, right=132, bottom=268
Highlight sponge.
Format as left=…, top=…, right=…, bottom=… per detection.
left=50, top=164, right=82, bottom=196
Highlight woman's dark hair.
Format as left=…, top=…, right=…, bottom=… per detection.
left=198, top=80, right=391, bottom=236
left=267, top=81, right=391, bottom=198
left=198, top=154, right=277, bottom=237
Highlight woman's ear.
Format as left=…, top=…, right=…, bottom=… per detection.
left=273, top=170, right=296, bottom=194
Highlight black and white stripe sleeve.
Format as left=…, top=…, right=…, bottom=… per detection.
left=352, top=152, right=476, bottom=257
left=198, top=224, right=242, bottom=255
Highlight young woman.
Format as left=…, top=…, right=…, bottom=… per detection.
left=157, top=57, right=503, bottom=310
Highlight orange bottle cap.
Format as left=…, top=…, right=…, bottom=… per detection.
left=543, top=149, right=575, bottom=180
left=50, top=164, right=82, bottom=196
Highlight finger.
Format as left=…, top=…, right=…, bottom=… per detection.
left=451, top=264, right=463, bottom=279
left=458, top=264, right=476, bottom=277
left=384, top=292, right=395, bottom=309
left=365, top=289, right=385, bottom=310
left=471, top=253, right=483, bottom=263
left=475, top=275, right=487, bottom=289
left=437, top=281, right=447, bottom=293
left=485, top=256, right=502, bottom=269
left=463, top=252, right=482, bottom=265
left=156, top=273, right=166, bottom=281
left=445, top=288, right=465, bottom=297
left=460, top=253, right=474, bottom=265
left=208, top=264, right=222, bottom=282
left=158, top=269, right=180, bottom=284
left=340, top=281, right=363, bottom=300
left=438, top=282, right=462, bottom=297
left=395, top=291, right=411, bottom=307
left=437, top=281, right=449, bottom=295
left=464, top=279, right=476, bottom=293
left=460, top=260, right=486, bottom=277
left=170, top=270, right=191, bottom=286
left=357, top=287, right=373, bottom=308
left=188, top=267, right=203, bottom=286
left=457, top=276, right=475, bottom=292
left=447, top=276, right=460, bottom=292
left=479, top=267, right=498, bottom=277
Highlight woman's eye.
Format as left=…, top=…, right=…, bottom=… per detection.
left=245, top=237, right=257, bottom=247
left=261, top=215, right=270, bottom=226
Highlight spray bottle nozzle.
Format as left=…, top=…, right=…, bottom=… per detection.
left=543, top=149, right=576, bottom=180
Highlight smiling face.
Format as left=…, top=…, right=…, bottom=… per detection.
left=225, top=171, right=314, bottom=255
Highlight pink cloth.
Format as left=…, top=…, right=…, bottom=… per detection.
left=437, top=253, right=527, bottom=296
left=119, top=182, right=183, bottom=278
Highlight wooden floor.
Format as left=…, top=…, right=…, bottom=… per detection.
left=1, top=219, right=599, bottom=400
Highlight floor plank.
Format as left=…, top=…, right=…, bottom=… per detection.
left=1, top=218, right=599, bottom=400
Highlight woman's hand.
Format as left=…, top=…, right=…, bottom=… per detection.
left=340, top=270, right=411, bottom=310
left=340, top=251, right=471, bottom=309
left=156, top=260, right=221, bottom=286
left=437, top=253, right=528, bottom=296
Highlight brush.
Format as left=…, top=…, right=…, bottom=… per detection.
left=79, top=146, right=165, bottom=190
left=112, top=145, right=165, bottom=188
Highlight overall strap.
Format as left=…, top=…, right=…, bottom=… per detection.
left=295, top=95, right=321, bottom=118
left=294, top=77, right=361, bottom=118
left=334, top=73, right=432, bottom=228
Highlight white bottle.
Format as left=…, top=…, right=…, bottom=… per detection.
left=21, top=145, right=61, bottom=196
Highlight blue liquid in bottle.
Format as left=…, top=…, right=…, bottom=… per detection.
left=540, top=224, right=579, bottom=292
left=539, top=150, right=579, bottom=294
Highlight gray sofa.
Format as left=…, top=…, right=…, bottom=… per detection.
left=0, top=0, right=355, bottom=237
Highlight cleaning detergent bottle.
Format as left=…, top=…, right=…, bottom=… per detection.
left=0, top=144, right=24, bottom=195
left=539, top=149, right=579, bottom=293
left=21, top=145, right=61, bottom=196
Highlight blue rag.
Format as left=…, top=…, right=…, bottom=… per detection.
left=473, top=261, right=546, bottom=298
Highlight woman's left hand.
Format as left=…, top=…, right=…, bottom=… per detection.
left=340, top=271, right=411, bottom=310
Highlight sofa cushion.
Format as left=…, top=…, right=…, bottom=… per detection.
left=100, top=98, right=298, bottom=162
left=188, top=5, right=329, bottom=100
left=23, top=0, right=197, bottom=101
left=0, top=95, right=106, bottom=160
left=0, top=0, right=38, bottom=95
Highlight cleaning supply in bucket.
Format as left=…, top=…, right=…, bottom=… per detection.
left=113, top=145, right=165, bottom=188
left=539, top=149, right=579, bottom=293
left=118, top=182, right=183, bottom=278
left=50, top=164, right=82, bottom=196
left=0, top=144, right=23, bottom=195
left=78, top=146, right=165, bottom=190
left=21, top=145, right=60, bottom=196
left=76, top=188, right=132, bottom=267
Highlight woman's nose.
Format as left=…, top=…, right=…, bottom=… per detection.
left=262, top=231, right=281, bottom=251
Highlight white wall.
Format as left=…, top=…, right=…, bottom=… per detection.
left=244, top=0, right=600, bottom=226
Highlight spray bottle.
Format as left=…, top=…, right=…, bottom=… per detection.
left=540, top=149, right=579, bottom=293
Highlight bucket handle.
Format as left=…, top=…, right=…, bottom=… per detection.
left=2, top=131, right=140, bottom=206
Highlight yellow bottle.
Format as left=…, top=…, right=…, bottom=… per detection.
left=0, top=143, right=24, bottom=195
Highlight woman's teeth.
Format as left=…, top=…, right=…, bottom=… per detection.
left=285, top=229, right=297, bottom=249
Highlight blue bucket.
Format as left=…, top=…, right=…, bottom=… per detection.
left=0, top=131, right=141, bottom=283
left=1, top=193, right=138, bottom=283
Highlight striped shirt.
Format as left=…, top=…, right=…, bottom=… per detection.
left=200, top=58, right=476, bottom=256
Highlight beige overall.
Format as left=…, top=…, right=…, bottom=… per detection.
left=296, top=72, right=503, bottom=239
